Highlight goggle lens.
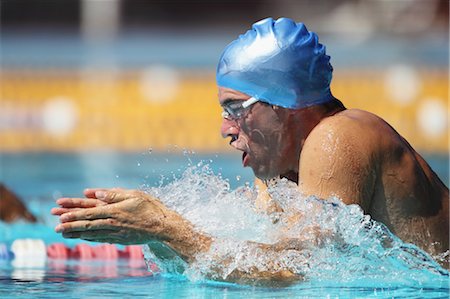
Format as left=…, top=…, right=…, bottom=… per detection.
left=221, top=97, right=259, bottom=120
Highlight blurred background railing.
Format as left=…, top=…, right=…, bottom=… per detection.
left=1, top=0, right=448, bottom=153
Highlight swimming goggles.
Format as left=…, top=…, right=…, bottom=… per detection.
left=221, top=97, right=259, bottom=120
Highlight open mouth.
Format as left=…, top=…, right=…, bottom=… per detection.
left=229, top=135, right=238, bottom=145
left=228, top=134, right=249, bottom=166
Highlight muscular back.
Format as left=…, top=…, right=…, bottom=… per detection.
left=299, top=109, right=449, bottom=256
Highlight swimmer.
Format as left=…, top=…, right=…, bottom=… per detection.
left=1, top=183, right=37, bottom=223
left=52, top=18, right=449, bottom=281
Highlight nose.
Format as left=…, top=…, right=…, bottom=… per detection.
left=220, top=118, right=240, bottom=138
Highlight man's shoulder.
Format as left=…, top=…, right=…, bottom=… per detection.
left=318, top=108, right=386, bottom=129
left=300, top=108, right=392, bottom=168
left=299, top=109, right=389, bottom=204
left=307, top=109, right=390, bottom=146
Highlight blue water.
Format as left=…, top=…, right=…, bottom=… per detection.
left=0, top=152, right=449, bottom=298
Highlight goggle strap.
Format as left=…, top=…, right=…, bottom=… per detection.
left=241, top=97, right=259, bottom=109
left=221, top=111, right=230, bottom=119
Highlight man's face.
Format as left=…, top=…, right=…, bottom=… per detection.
left=219, top=87, right=291, bottom=180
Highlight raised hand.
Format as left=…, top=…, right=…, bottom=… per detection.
left=51, top=188, right=109, bottom=216
left=52, top=188, right=211, bottom=262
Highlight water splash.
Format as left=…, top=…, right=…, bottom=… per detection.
left=145, top=162, right=274, bottom=242
left=142, top=163, right=448, bottom=286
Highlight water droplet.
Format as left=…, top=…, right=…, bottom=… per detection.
left=141, top=163, right=444, bottom=285
left=236, top=175, right=241, bottom=181
left=115, top=175, right=120, bottom=178
left=137, top=162, right=141, bottom=167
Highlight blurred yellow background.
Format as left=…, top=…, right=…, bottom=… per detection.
left=0, top=68, right=447, bottom=152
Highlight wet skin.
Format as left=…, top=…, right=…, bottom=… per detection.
left=219, top=87, right=448, bottom=258
left=299, top=108, right=449, bottom=256
left=52, top=86, right=449, bottom=280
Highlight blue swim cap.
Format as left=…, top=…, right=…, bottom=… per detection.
left=217, top=17, right=334, bottom=109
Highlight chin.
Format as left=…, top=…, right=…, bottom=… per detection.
left=251, top=165, right=278, bottom=181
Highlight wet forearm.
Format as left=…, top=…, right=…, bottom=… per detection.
left=222, top=268, right=301, bottom=286
left=163, top=228, right=212, bottom=263
left=198, top=238, right=307, bottom=285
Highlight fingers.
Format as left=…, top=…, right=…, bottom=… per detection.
left=59, top=205, right=111, bottom=223
left=51, top=207, right=82, bottom=216
left=83, top=187, right=137, bottom=204
left=94, top=189, right=143, bottom=204
left=54, top=189, right=129, bottom=213
left=63, top=230, right=147, bottom=245
left=56, top=197, right=105, bottom=208
left=55, top=218, right=119, bottom=233
left=84, top=188, right=117, bottom=199
left=52, top=198, right=105, bottom=216
left=52, top=197, right=106, bottom=217
left=62, top=229, right=119, bottom=240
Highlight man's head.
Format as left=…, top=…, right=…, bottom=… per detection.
left=217, top=17, right=333, bottom=109
left=219, top=86, right=299, bottom=180
left=217, top=17, right=336, bottom=180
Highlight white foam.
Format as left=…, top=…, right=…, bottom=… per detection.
left=143, top=164, right=448, bottom=284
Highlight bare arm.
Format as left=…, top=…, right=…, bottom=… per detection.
left=52, top=188, right=305, bottom=284
left=52, top=188, right=211, bottom=263
left=206, top=238, right=307, bottom=286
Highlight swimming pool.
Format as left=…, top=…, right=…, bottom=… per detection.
left=0, top=152, right=448, bottom=298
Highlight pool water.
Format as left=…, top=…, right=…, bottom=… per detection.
left=1, top=266, right=448, bottom=299
left=0, top=152, right=449, bottom=298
